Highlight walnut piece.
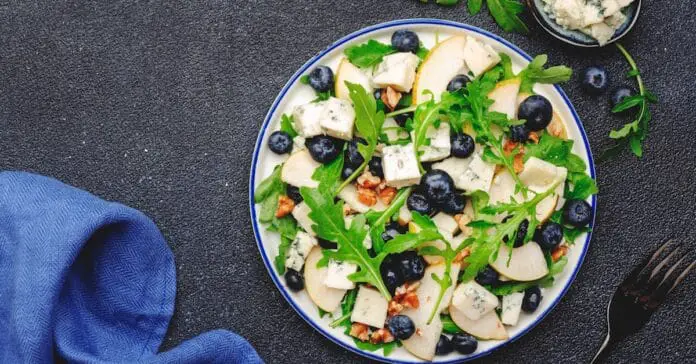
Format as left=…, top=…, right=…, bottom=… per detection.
left=378, top=186, right=397, bottom=205
left=275, top=195, right=295, bottom=218
left=357, top=170, right=382, bottom=189
left=454, top=214, right=473, bottom=237
left=349, top=322, right=370, bottom=342
left=513, top=154, right=525, bottom=174
left=357, top=187, right=378, bottom=206
left=370, top=327, right=395, bottom=344
left=381, top=86, right=402, bottom=111
left=552, top=245, right=569, bottom=262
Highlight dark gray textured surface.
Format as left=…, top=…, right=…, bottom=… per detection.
left=1, top=1, right=695, bottom=363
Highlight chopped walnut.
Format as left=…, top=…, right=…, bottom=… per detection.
left=370, top=327, right=395, bottom=344
left=349, top=323, right=370, bottom=342
left=528, top=131, right=540, bottom=143
left=401, top=292, right=419, bottom=309
left=343, top=203, right=356, bottom=216
left=547, top=117, right=565, bottom=138
left=454, top=246, right=471, bottom=263
left=275, top=195, right=295, bottom=218
left=503, top=140, right=519, bottom=154
left=378, top=186, right=397, bottom=205
left=357, top=170, right=382, bottom=189
left=552, top=245, right=569, bottom=262
left=454, top=214, right=473, bottom=237
left=381, top=86, right=402, bottom=111
left=357, top=187, right=378, bottom=206
left=416, top=328, right=423, bottom=337
left=513, top=154, right=525, bottom=174
left=388, top=300, right=404, bottom=317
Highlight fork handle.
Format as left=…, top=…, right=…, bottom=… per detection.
left=590, top=332, right=615, bottom=364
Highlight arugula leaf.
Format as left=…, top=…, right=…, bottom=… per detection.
left=354, top=339, right=400, bottom=356
left=312, top=152, right=345, bottom=197
left=345, top=40, right=395, bottom=68
left=366, top=187, right=412, bottom=253
left=337, top=82, right=386, bottom=192
left=519, top=54, right=572, bottom=94
left=565, top=172, right=598, bottom=200
left=468, top=0, right=484, bottom=14
left=255, top=165, right=285, bottom=223
left=416, top=45, right=430, bottom=61
left=274, top=235, right=293, bottom=274
left=330, top=288, right=357, bottom=329
left=601, top=43, right=658, bottom=159
left=486, top=0, right=528, bottom=33
left=441, top=314, right=464, bottom=334
left=412, top=94, right=446, bottom=172
left=280, top=114, right=298, bottom=138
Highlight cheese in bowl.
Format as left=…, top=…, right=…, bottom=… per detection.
left=541, top=0, right=635, bottom=45
left=251, top=21, right=597, bottom=362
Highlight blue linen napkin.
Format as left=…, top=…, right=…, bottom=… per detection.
left=0, top=172, right=262, bottom=363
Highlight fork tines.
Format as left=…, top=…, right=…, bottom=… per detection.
left=620, top=239, right=696, bottom=310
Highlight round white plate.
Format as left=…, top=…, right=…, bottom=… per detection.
left=249, top=19, right=597, bottom=363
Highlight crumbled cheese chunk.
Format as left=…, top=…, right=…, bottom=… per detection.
left=411, top=123, right=451, bottom=162
left=324, top=259, right=358, bottom=290
left=351, top=286, right=389, bottom=328
left=382, top=144, right=422, bottom=188
left=451, top=281, right=499, bottom=321
left=319, top=97, right=355, bottom=140
left=372, top=53, right=420, bottom=92
left=501, top=292, right=525, bottom=326
left=284, top=231, right=318, bottom=272
left=291, top=202, right=316, bottom=236
left=292, top=102, right=324, bottom=138
left=463, top=36, right=501, bottom=77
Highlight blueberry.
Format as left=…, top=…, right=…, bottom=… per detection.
left=284, top=269, right=304, bottom=291
left=610, top=86, right=636, bottom=110
left=397, top=251, right=426, bottom=282
left=341, top=164, right=355, bottom=180
left=391, top=30, right=420, bottom=53
left=374, top=89, right=383, bottom=100
left=581, top=66, right=609, bottom=95
left=268, top=131, right=293, bottom=154
left=475, top=266, right=499, bottom=286
left=368, top=157, right=384, bottom=178
left=307, top=66, right=334, bottom=93
left=522, top=286, right=542, bottom=313
left=306, top=135, right=344, bottom=163
left=286, top=185, right=303, bottom=204
left=381, top=221, right=407, bottom=242
left=394, top=112, right=413, bottom=127
left=421, top=170, right=456, bottom=205
left=509, top=124, right=530, bottom=143
left=451, top=133, right=475, bottom=158
left=518, top=95, right=553, bottom=131
left=388, top=314, right=416, bottom=340
left=435, top=335, right=454, bottom=356
left=440, top=193, right=465, bottom=215
left=345, top=138, right=366, bottom=168
left=451, top=333, right=478, bottom=354
left=503, top=218, right=529, bottom=247
left=381, top=255, right=405, bottom=294
left=447, top=74, right=471, bottom=92
left=535, top=222, right=563, bottom=250
left=318, top=238, right=337, bottom=250
left=563, top=199, right=593, bottom=227
left=407, top=191, right=434, bottom=215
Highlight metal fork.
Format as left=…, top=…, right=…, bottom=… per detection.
left=591, top=239, right=696, bottom=363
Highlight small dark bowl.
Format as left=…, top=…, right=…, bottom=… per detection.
left=527, top=0, right=641, bottom=47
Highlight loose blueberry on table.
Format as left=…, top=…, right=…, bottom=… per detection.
left=255, top=27, right=595, bottom=361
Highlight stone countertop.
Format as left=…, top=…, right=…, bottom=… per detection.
left=1, top=1, right=694, bottom=363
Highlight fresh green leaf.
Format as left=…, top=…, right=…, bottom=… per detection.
left=609, top=120, right=638, bottom=139
left=255, top=165, right=286, bottom=223
left=280, top=114, right=298, bottom=138
left=486, top=0, right=529, bottom=33
left=611, top=95, right=644, bottom=113
left=366, top=187, right=411, bottom=253
left=312, top=152, right=345, bottom=196
left=468, top=0, right=484, bottom=14
left=318, top=308, right=331, bottom=318
left=565, top=172, right=598, bottom=200
left=441, top=314, right=464, bottom=334
left=299, top=75, right=310, bottom=85
left=274, top=235, right=293, bottom=274
left=519, top=54, right=573, bottom=94
left=344, top=40, right=395, bottom=68
left=437, top=0, right=461, bottom=5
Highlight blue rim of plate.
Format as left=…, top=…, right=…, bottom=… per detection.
left=249, top=18, right=597, bottom=363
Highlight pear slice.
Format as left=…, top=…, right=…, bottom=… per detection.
left=489, top=169, right=523, bottom=206
left=281, top=149, right=320, bottom=188
left=334, top=58, right=373, bottom=100
left=401, top=263, right=460, bottom=360
left=303, top=247, right=347, bottom=312
left=534, top=193, right=559, bottom=222
left=488, top=79, right=521, bottom=120
left=412, top=36, right=468, bottom=104
left=489, top=241, right=549, bottom=281
left=449, top=306, right=508, bottom=340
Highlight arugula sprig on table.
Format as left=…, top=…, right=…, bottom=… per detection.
left=336, top=82, right=386, bottom=193
left=344, top=40, right=429, bottom=68
left=601, top=43, right=658, bottom=159
left=300, top=187, right=443, bottom=300
left=423, top=0, right=528, bottom=34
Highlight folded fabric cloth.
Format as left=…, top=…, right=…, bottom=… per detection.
left=0, top=172, right=262, bottom=363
